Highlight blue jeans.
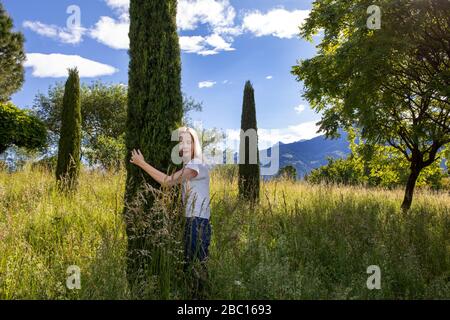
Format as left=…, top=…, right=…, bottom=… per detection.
left=183, top=217, right=211, bottom=264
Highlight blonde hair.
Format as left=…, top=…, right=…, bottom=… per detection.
left=178, top=126, right=203, bottom=163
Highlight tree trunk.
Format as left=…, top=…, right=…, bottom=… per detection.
left=401, top=165, right=421, bottom=212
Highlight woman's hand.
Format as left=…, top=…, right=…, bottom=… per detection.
left=130, top=149, right=146, bottom=167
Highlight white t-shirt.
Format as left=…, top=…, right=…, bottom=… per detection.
left=182, top=158, right=211, bottom=219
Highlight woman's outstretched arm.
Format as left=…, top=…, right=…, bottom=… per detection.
left=129, top=149, right=197, bottom=187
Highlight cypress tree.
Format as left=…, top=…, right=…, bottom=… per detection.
left=238, top=81, right=260, bottom=202
left=55, top=68, right=81, bottom=192
left=124, top=0, right=183, bottom=289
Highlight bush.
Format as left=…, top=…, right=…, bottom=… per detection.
left=84, top=134, right=126, bottom=172
left=277, top=165, right=297, bottom=181
left=307, top=157, right=364, bottom=185
left=0, top=102, right=47, bottom=155
left=211, top=164, right=238, bottom=182
left=307, top=148, right=447, bottom=190
left=31, top=155, right=58, bottom=171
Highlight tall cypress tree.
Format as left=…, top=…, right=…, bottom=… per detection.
left=124, top=0, right=183, bottom=289
left=55, top=68, right=81, bottom=192
left=239, top=81, right=260, bottom=202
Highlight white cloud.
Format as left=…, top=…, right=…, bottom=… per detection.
left=177, top=0, right=237, bottom=33
left=180, top=34, right=235, bottom=55
left=242, top=8, right=310, bottom=39
left=94, top=0, right=237, bottom=54
left=90, top=15, right=130, bottom=50
left=180, top=36, right=206, bottom=53
left=226, top=120, right=321, bottom=149
left=102, top=0, right=238, bottom=33
left=198, top=81, right=217, bottom=88
left=23, top=1, right=309, bottom=57
left=197, top=50, right=220, bottom=56
left=24, top=53, right=118, bottom=78
left=205, top=34, right=235, bottom=52
left=265, top=121, right=321, bottom=144
left=105, top=0, right=129, bottom=10
left=295, top=104, right=306, bottom=113
left=266, top=75, right=273, bottom=80
left=23, top=21, right=86, bottom=44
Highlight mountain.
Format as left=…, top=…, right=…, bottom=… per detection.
left=260, top=130, right=351, bottom=178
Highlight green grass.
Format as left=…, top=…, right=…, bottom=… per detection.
left=0, top=165, right=449, bottom=299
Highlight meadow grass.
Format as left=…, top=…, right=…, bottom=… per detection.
left=0, top=165, right=448, bottom=299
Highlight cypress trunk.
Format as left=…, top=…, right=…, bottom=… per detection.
left=55, top=68, right=81, bottom=192
left=124, top=0, right=183, bottom=291
left=238, top=81, right=260, bottom=202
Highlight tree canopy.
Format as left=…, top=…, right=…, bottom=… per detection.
left=292, top=0, right=450, bottom=210
left=0, top=102, right=47, bottom=155
left=0, top=3, right=25, bottom=103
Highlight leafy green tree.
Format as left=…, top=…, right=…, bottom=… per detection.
left=307, top=157, right=364, bottom=185
left=292, top=0, right=450, bottom=211
left=32, top=82, right=200, bottom=169
left=32, top=81, right=127, bottom=154
left=308, top=128, right=446, bottom=189
left=32, top=154, right=57, bottom=171
left=84, top=133, right=126, bottom=172
left=0, top=102, right=47, bottom=155
left=55, top=68, right=81, bottom=192
left=182, top=94, right=203, bottom=127
left=278, top=165, right=298, bottom=181
left=239, top=81, right=260, bottom=202
left=0, top=3, right=25, bottom=102
left=124, top=0, right=184, bottom=291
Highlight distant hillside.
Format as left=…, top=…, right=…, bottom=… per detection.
left=260, top=131, right=351, bottom=178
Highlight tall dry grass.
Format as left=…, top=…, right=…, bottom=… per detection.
left=0, top=164, right=448, bottom=299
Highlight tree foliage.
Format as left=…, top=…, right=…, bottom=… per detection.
left=32, top=82, right=200, bottom=170
left=307, top=128, right=447, bottom=189
left=292, top=0, right=450, bottom=210
left=239, top=81, right=260, bottom=202
left=55, top=68, right=81, bottom=192
left=124, top=0, right=184, bottom=292
left=278, top=165, right=298, bottom=181
left=32, top=81, right=127, bottom=152
left=0, top=3, right=25, bottom=102
left=84, top=133, right=126, bottom=172
left=0, top=102, right=47, bottom=155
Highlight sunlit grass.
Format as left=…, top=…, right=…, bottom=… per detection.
left=0, top=165, right=448, bottom=299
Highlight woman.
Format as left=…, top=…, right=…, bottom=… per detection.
left=129, top=127, right=212, bottom=296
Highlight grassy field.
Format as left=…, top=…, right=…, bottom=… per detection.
left=0, top=165, right=449, bottom=299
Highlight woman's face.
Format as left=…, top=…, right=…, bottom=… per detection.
left=179, top=131, right=193, bottom=162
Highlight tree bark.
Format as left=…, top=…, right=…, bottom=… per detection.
left=401, top=164, right=421, bottom=212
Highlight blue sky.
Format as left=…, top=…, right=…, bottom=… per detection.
left=3, top=0, right=323, bottom=148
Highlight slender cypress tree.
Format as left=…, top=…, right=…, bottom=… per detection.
left=124, top=0, right=183, bottom=289
left=55, top=68, right=81, bottom=192
left=238, top=81, right=260, bottom=202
